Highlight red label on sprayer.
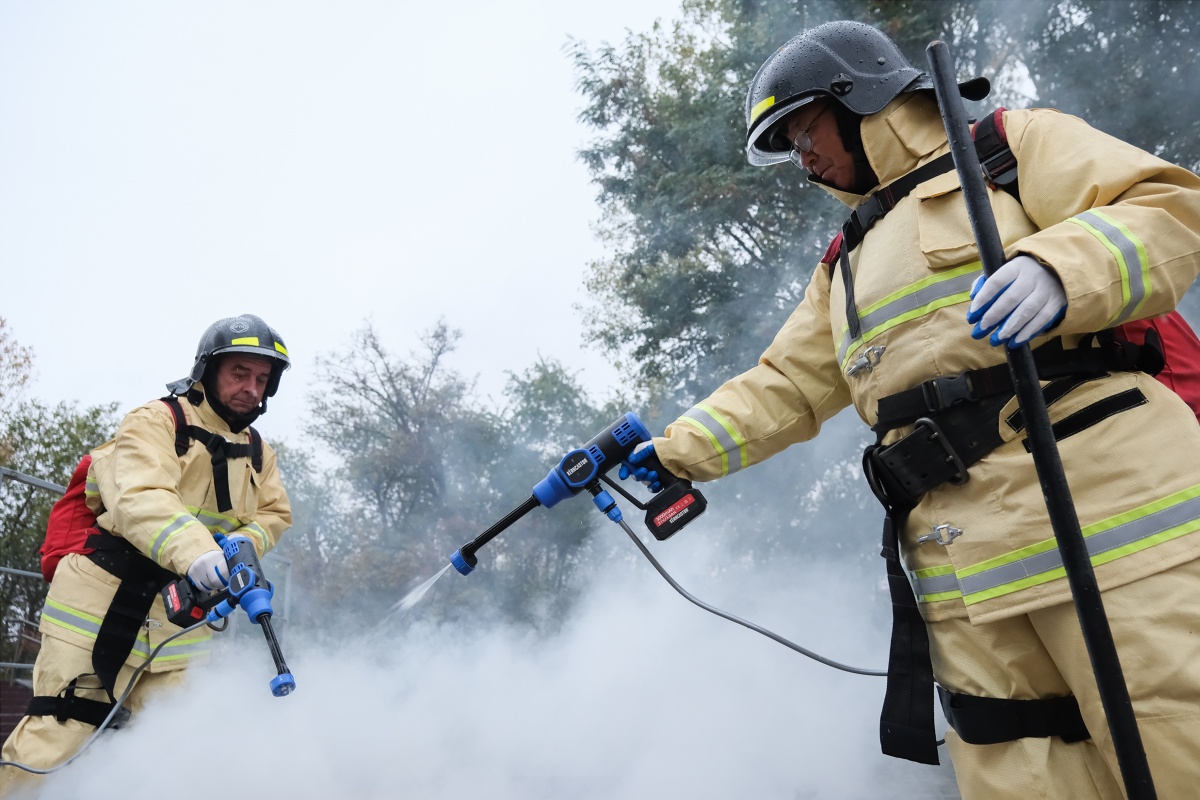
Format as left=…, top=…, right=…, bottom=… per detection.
left=167, top=583, right=180, bottom=612
left=654, top=493, right=695, bottom=527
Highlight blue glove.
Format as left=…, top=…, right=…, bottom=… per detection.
left=966, top=255, right=1066, bottom=348
left=619, top=442, right=665, bottom=493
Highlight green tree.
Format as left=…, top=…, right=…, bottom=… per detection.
left=0, top=400, right=119, bottom=663
left=301, top=325, right=614, bottom=629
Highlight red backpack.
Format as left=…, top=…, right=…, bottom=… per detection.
left=40, top=456, right=98, bottom=581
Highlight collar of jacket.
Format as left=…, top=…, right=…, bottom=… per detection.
left=811, top=91, right=952, bottom=210
left=189, top=381, right=241, bottom=438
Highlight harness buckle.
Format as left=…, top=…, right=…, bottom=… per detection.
left=848, top=345, right=886, bottom=377
left=914, top=416, right=970, bottom=486
left=919, top=372, right=975, bottom=412
left=917, top=524, right=963, bottom=546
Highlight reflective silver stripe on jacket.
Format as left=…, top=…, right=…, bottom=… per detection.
left=42, top=599, right=152, bottom=657
left=149, top=514, right=203, bottom=564
left=678, top=404, right=746, bottom=476
left=837, top=268, right=982, bottom=367
left=911, top=571, right=960, bottom=598
left=958, top=492, right=1200, bottom=599
left=1072, top=210, right=1149, bottom=326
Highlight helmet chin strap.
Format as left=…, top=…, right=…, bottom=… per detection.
left=199, top=363, right=266, bottom=432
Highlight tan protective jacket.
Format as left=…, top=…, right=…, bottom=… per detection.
left=656, top=92, right=1200, bottom=625
left=39, top=384, right=291, bottom=671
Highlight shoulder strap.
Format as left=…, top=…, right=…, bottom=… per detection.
left=971, top=107, right=1020, bottom=203
left=159, top=396, right=190, bottom=457
left=248, top=427, right=263, bottom=473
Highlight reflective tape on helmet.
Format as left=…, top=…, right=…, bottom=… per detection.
left=1068, top=210, right=1150, bottom=326
left=149, top=513, right=206, bottom=565
left=678, top=403, right=748, bottom=477
left=274, top=342, right=288, bottom=356
left=838, top=263, right=983, bottom=373
left=230, top=337, right=260, bottom=346
left=913, top=483, right=1200, bottom=606
left=751, top=95, right=775, bottom=123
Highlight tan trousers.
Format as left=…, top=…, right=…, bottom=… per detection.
left=930, top=556, right=1200, bottom=799
left=0, top=636, right=185, bottom=798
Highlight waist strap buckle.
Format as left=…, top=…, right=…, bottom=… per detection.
left=915, top=417, right=970, bottom=486
left=920, top=372, right=976, bottom=413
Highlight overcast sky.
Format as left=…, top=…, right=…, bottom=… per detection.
left=0, top=0, right=687, bottom=442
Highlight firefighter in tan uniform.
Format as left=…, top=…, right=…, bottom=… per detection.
left=623, top=22, right=1200, bottom=800
left=0, top=314, right=292, bottom=796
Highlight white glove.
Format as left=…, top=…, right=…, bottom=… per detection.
left=967, top=254, right=1067, bottom=348
left=187, top=550, right=230, bottom=592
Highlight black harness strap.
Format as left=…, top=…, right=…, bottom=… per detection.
left=26, top=677, right=131, bottom=730
left=185, top=427, right=256, bottom=513
left=159, top=394, right=264, bottom=512
left=938, top=687, right=1091, bottom=745
left=878, top=506, right=940, bottom=765
left=835, top=153, right=957, bottom=339
left=83, top=529, right=178, bottom=702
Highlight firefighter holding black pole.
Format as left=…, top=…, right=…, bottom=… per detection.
left=623, top=21, right=1200, bottom=799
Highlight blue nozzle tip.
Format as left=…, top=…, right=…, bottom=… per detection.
left=450, top=549, right=474, bottom=576
left=270, top=673, right=296, bottom=697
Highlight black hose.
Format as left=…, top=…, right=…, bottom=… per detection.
left=615, top=519, right=886, bottom=677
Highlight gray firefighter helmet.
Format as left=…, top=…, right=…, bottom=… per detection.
left=745, top=20, right=990, bottom=166
left=167, top=314, right=291, bottom=398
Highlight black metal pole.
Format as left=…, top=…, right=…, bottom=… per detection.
left=925, top=41, right=1156, bottom=799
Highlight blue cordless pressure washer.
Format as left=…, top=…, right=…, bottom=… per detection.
left=162, top=533, right=296, bottom=697
left=451, top=412, right=708, bottom=574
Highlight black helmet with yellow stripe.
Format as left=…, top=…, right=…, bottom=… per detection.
left=167, top=314, right=291, bottom=402
left=745, top=21, right=989, bottom=166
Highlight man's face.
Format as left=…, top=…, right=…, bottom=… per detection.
left=785, top=100, right=857, bottom=191
left=214, top=355, right=273, bottom=415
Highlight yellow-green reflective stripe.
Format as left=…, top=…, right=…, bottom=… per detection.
left=149, top=513, right=204, bottom=564
left=186, top=506, right=239, bottom=534
left=85, top=480, right=100, bottom=496
left=1070, top=210, right=1150, bottom=326
left=42, top=599, right=102, bottom=638
left=750, top=95, right=774, bottom=122
left=678, top=416, right=728, bottom=477
left=678, top=404, right=750, bottom=477
left=230, top=337, right=259, bottom=346
left=909, top=564, right=960, bottom=601
left=45, top=597, right=103, bottom=626
left=837, top=263, right=983, bottom=371
left=695, top=403, right=747, bottom=472
left=956, top=484, right=1200, bottom=605
left=240, top=522, right=268, bottom=552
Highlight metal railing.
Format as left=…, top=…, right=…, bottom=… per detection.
left=0, top=467, right=66, bottom=495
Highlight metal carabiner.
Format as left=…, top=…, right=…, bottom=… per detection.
left=847, top=345, right=886, bottom=377
left=916, top=524, right=963, bottom=546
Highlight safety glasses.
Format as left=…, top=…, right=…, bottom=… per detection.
left=787, top=104, right=831, bottom=168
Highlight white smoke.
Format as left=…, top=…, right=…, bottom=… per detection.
left=33, top=532, right=958, bottom=799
